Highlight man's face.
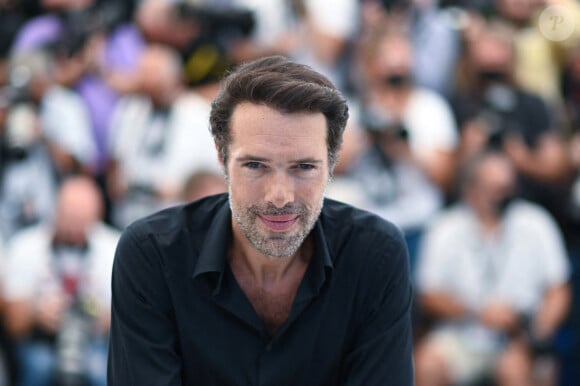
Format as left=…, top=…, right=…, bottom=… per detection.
left=367, top=37, right=413, bottom=92
left=469, top=37, right=514, bottom=83
left=225, top=102, right=330, bottom=258
left=471, top=156, right=516, bottom=217
left=497, top=0, right=535, bottom=24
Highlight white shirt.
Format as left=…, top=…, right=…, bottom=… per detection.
left=2, top=223, right=120, bottom=311
left=416, top=200, right=569, bottom=314
left=402, top=87, right=458, bottom=161
left=41, top=85, right=97, bottom=167
left=109, top=91, right=221, bottom=191
left=0, top=144, right=58, bottom=242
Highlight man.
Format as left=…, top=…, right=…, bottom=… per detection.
left=356, top=31, right=458, bottom=195
left=107, top=55, right=414, bottom=385
left=0, top=49, right=97, bottom=242
left=3, top=175, right=120, bottom=386
left=450, top=23, right=571, bottom=196
left=328, top=31, right=457, bottom=267
left=414, top=151, right=571, bottom=386
left=106, top=44, right=221, bottom=229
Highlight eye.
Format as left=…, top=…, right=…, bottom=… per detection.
left=294, top=163, right=317, bottom=172
left=244, top=161, right=264, bottom=169
left=298, top=163, right=315, bottom=171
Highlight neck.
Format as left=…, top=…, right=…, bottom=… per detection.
left=475, top=210, right=502, bottom=237
left=228, top=233, right=312, bottom=288
left=151, top=86, right=181, bottom=108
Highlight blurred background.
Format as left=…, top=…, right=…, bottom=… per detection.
left=0, top=0, right=578, bottom=385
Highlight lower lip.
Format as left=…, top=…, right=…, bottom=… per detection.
left=259, top=216, right=298, bottom=232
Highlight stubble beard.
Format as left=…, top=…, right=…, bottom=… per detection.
left=229, top=191, right=324, bottom=259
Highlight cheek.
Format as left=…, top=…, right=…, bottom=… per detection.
left=295, top=177, right=328, bottom=202
left=228, top=175, right=261, bottom=203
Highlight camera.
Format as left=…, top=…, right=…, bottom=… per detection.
left=359, top=103, right=409, bottom=141
left=379, top=0, right=410, bottom=11
left=174, top=2, right=256, bottom=39
left=0, top=51, right=47, bottom=161
left=54, top=299, right=95, bottom=386
left=51, top=2, right=127, bottom=57
left=476, top=83, right=519, bottom=149
left=1, top=103, right=38, bottom=161
left=170, top=1, right=256, bottom=87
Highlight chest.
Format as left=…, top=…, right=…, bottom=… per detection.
left=237, top=279, right=301, bottom=336
left=450, top=241, right=542, bottom=304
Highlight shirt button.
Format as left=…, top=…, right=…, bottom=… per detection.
left=265, top=344, right=272, bottom=352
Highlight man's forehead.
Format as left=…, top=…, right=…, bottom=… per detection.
left=227, top=103, right=328, bottom=164
left=230, top=103, right=327, bottom=138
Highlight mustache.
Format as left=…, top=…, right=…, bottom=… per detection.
left=249, top=203, right=307, bottom=216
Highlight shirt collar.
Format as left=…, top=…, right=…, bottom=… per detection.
left=192, top=198, right=334, bottom=295
left=192, top=199, right=232, bottom=290
left=295, top=218, right=334, bottom=303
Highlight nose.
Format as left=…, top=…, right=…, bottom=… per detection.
left=265, top=170, right=295, bottom=208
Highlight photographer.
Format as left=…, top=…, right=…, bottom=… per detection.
left=11, top=0, right=143, bottom=179
left=353, top=29, right=458, bottom=192
left=106, top=44, right=221, bottom=229
left=414, top=151, right=571, bottom=386
left=0, top=49, right=97, bottom=242
left=359, top=0, right=461, bottom=97
left=131, top=0, right=256, bottom=89
left=450, top=22, right=574, bottom=239
left=2, top=176, right=120, bottom=386
left=327, top=30, right=457, bottom=266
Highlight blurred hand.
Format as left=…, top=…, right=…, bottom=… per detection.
left=35, top=291, right=71, bottom=334
left=380, top=131, right=412, bottom=162
left=479, top=301, right=521, bottom=333
left=503, top=133, right=531, bottom=166
left=460, top=119, right=489, bottom=158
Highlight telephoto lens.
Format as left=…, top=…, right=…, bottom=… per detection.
left=54, top=300, right=95, bottom=386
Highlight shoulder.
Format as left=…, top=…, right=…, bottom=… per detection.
left=426, top=204, right=472, bottom=235
left=123, top=193, right=228, bottom=243
left=173, top=93, right=212, bottom=124
left=114, top=94, right=150, bottom=115
left=516, top=89, right=547, bottom=106
left=7, top=224, right=50, bottom=250
left=406, top=88, right=457, bottom=136
left=322, top=198, right=404, bottom=239
left=506, top=200, right=560, bottom=232
left=90, top=223, right=122, bottom=246
left=113, top=194, right=229, bottom=286
left=43, top=85, right=78, bottom=103
left=119, top=194, right=229, bottom=263
left=321, top=198, right=407, bottom=265
left=4, top=224, right=51, bottom=264
left=176, top=91, right=210, bottom=109
left=409, top=87, right=451, bottom=109
left=418, top=205, right=473, bottom=264
left=322, top=200, right=413, bottom=316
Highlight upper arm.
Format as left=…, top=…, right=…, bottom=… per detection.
left=340, top=228, right=414, bottom=386
left=107, top=228, right=182, bottom=386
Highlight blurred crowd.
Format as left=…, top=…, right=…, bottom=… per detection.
left=0, top=0, right=579, bottom=385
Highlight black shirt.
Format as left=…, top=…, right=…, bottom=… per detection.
left=107, top=194, right=414, bottom=386
left=450, top=87, right=551, bottom=149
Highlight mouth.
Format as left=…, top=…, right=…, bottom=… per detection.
left=258, top=214, right=299, bottom=232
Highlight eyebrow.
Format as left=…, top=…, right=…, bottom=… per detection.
left=235, top=155, right=324, bottom=164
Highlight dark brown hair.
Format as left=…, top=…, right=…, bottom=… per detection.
left=209, top=55, right=349, bottom=170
